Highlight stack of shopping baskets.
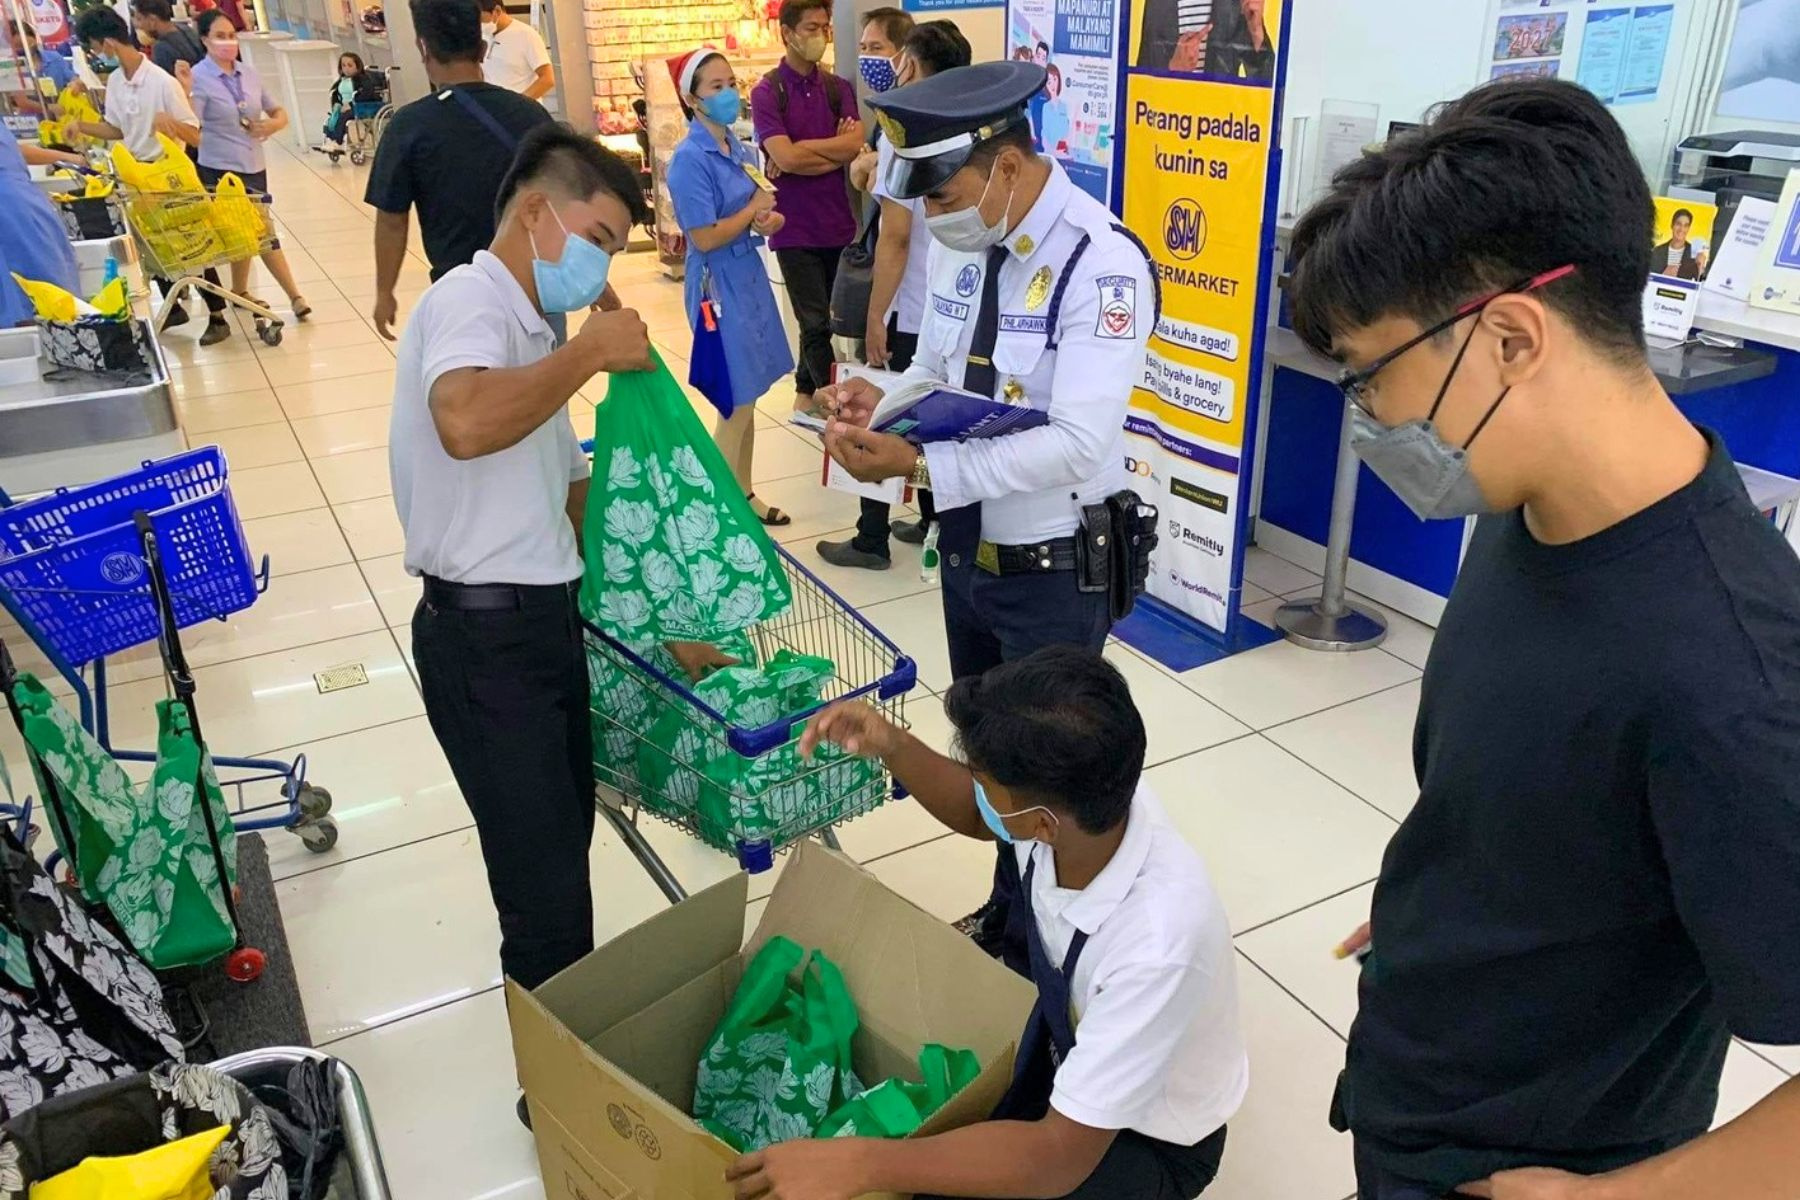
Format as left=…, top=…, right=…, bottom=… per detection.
left=0, top=449, right=335, bottom=983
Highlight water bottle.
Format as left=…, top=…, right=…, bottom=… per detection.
left=919, top=521, right=941, bottom=585
left=102, top=257, right=120, bottom=286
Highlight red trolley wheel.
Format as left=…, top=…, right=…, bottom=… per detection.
left=225, top=947, right=267, bottom=982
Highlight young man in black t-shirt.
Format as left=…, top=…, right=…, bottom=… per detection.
left=1289, top=80, right=1800, bottom=1200
left=131, top=0, right=205, bottom=79
left=363, top=0, right=552, bottom=339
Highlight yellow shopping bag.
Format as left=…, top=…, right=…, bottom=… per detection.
left=114, top=136, right=223, bottom=275
left=110, top=134, right=204, bottom=195
left=209, top=172, right=270, bottom=262
left=30, top=1124, right=230, bottom=1200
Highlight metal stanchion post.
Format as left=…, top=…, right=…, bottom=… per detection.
left=1275, top=398, right=1388, bottom=651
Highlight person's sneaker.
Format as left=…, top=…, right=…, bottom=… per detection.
left=198, top=317, right=232, bottom=346
left=516, top=1095, right=533, bottom=1130
left=817, top=539, right=891, bottom=571
left=890, top=518, right=927, bottom=546
left=164, top=303, right=191, bottom=329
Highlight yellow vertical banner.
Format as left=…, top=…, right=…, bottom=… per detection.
left=1120, top=62, right=1278, bottom=633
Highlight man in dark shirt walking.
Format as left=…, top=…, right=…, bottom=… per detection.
left=364, top=0, right=552, bottom=339
left=1289, top=79, right=1800, bottom=1200
left=131, top=0, right=205, bottom=81
left=751, top=0, right=862, bottom=415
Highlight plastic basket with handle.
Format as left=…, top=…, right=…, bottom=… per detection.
left=0, top=448, right=262, bottom=667
left=586, top=546, right=918, bottom=871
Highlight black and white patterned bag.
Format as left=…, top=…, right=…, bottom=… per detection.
left=35, top=318, right=155, bottom=378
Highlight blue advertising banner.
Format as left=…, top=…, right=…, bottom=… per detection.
left=1005, top=0, right=1122, bottom=202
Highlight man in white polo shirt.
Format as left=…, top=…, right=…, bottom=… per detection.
left=476, top=0, right=553, bottom=102
left=390, top=125, right=649, bottom=1008
left=728, top=646, right=1245, bottom=1200
left=74, top=4, right=232, bottom=345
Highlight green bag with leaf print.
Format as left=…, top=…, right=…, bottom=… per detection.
left=579, top=349, right=791, bottom=644
left=12, top=674, right=237, bottom=970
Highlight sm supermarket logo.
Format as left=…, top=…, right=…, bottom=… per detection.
left=1163, top=198, right=1206, bottom=262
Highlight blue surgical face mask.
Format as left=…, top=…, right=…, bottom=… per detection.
left=697, top=87, right=741, bottom=126
left=530, top=206, right=613, bottom=314
left=973, top=779, right=1053, bottom=845
left=858, top=53, right=898, bottom=93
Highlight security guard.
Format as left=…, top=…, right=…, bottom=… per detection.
left=818, top=59, right=1157, bottom=955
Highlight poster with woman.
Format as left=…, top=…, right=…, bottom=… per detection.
left=1008, top=0, right=1120, bottom=203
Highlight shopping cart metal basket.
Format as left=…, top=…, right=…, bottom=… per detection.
left=587, top=545, right=918, bottom=901
left=211, top=1046, right=393, bottom=1199
left=117, top=187, right=288, bottom=346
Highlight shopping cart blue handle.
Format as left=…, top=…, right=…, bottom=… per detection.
left=254, top=553, right=271, bottom=594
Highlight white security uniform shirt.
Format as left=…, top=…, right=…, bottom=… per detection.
left=389, top=250, right=590, bottom=586
left=482, top=19, right=552, bottom=97
left=102, top=57, right=197, bottom=163
left=907, top=159, right=1153, bottom=545
left=1016, top=785, right=1248, bottom=1145
left=873, top=136, right=930, bottom=337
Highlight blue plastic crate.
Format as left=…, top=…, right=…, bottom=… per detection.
left=0, top=448, right=258, bottom=667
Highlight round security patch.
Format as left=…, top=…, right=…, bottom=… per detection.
left=955, top=264, right=981, bottom=297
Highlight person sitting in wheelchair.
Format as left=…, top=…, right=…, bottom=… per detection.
left=316, top=52, right=385, bottom=158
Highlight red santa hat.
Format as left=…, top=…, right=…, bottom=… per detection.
left=666, top=46, right=724, bottom=98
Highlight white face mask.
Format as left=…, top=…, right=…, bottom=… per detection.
left=926, top=163, right=1014, bottom=252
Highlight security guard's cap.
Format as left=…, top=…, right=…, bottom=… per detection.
left=868, top=61, right=1046, bottom=199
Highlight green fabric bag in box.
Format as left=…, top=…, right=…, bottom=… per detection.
left=817, top=1043, right=984, bottom=1139
left=694, top=935, right=860, bottom=1152
left=579, top=348, right=792, bottom=645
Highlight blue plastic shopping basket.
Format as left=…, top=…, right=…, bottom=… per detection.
left=0, top=448, right=262, bottom=667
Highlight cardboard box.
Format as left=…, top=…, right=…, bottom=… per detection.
left=509, top=842, right=1037, bottom=1200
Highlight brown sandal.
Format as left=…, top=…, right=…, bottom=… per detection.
left=748, top=494, right=791, bottom=527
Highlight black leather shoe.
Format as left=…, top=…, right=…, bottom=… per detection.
left=890, top=519, right=927, bottom=545
left=816, top=539, right=891, bottom=571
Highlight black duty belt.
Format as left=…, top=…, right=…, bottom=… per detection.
left=974, top=537, right=1079, bottom=576
left=422, top=575, right=577, bottom=611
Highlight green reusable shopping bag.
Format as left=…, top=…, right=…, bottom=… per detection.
left=12, top=672, right=137, bottom=905
left=0, top=752, right=37, bottom=989
left=580, top=349, right=792, bottom=644
left=816, top=1043, right=983, bottom=1139
left=588, top=629, right=757, bottom=805
left=693, top=935, right=860, bottom=1152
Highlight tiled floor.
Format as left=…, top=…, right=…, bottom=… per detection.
left=36, top=138, right=1792, bottom=1200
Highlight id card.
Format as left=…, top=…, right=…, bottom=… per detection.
left=743, top=163, right=777, bottom=193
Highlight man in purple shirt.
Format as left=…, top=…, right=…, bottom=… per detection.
left=751, top=0, right=863, bottom=412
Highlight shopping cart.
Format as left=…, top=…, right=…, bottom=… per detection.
left=211, top=1046, right=394, bottom=1199
left=587, top=546, right=917, bottom=902
left=0, top=450, right=334, bottom=861
left=117, top=187, right=288, bottom=346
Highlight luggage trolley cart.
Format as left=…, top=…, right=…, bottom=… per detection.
left=587, top=546, right=919, bottom=902
left=0, top=450, right=335, bottom=860
left=118, top=187, right=290, bottom=346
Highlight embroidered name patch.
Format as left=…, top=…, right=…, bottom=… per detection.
left=933, top=295, right=971, bottom=321
left=999, top=314, right=1049, bottom=334
left=1096, top=274, right=1137, bottom=339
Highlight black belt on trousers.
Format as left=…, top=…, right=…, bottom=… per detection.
left=974, top=537, right=1079, bottom=576
left=422, top=575, right=577, bottom=611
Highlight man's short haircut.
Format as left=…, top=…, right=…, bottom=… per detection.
left=1671, top=208, right=1693, bottom=225
left=779, top=0, right=831, bottom=30
left=967, top=122, right=1035, bottom=170
left=410, top=0, right=484, bottom=64
left=861, top=5, right=911, bottom=47
left=474, top=0, right=504, bottom=13
left=1290, top=78, right=1652, bottom=365
left=903, top=20, right=970, bottom=75
left=943, top=647, right=1145, bottom=834
left=130, top=0, right=176, bottom=22
left=495, top=123, right=651, bottom=227
left=76, top=5, right=132, bottom=46
left=1035, top=40, right=1049, bottom=52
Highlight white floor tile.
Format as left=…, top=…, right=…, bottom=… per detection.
left=176, top=387, right=285, bottom=435
left=359, top=553, right=419, bottom=626
left=259, top=343, right=397, bottom=390
left=1181, top=637, right=1420, bottom=731
left=291, top=406, right=393, bottom=459
left=310, top=446, right=394, bottom=505
left=1107, top=644, right=1252, bottom=766
left=276, top=370, right=396, bottom=420
left=856, top=590, right=952, bottom=694
left=752, top=426, right=829, bottom=485
left=170, top=356, right=273, bottom=401
left=750, top=473, right=868, bottom=547
left=203, top=421, right=305, bottom=470
left=863, top=833, right=995, bottom=923
left=230, top=461, right=329, bottom=519
left=1264, top=682, right=1422, bottom=821
left=1234, top=883, right=1375, bottom=1038
left=1243, top=546, right=1322, bottom=597
left=328, top=989, right=545, bottom=1200
left=334, top=496, right=406, bottom=559
left=1147, top=737, right=1397, bottom=933
left=244, top=508, right=353, bottom=576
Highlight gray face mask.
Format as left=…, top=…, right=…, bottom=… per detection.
left=1347, top=320, right=1510, bottom=521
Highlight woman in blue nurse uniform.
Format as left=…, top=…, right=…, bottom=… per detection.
left=0, top=122, right=81, bottom=327
left=665, top=46, right=797, bottom=527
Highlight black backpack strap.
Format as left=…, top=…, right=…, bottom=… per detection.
left=764, top=67, right=787, bottom=121
left=1045, top=223, right=1162, bottom=352
left=443, top=86, right=518, bottom=151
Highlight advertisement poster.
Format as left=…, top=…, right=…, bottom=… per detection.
left=1119, top=1, right=1281, bottom=632
left=1750, top=169, right=1800, bottom=317
left=1650, top=195, right=1715, bottom=282
left=1008, top=0, right=1121, bottom=203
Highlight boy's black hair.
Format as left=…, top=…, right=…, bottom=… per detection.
left=474, top=0, right=504, bottom=13
left=943, top=647, right=1145, bottom=835
left=860, top=5, right=911, bottom=47
left=495, top=123, right=651, bottom=227
left=410, top=0, right=484, bottom=63
left=1290, top=78, right=1652, bottom=365
left=194, top=9, right=236, bottom=37
left=903, top=19, right=970, bottom=75
left=129, top=0, right=176, bottom=22
left=75, top=5, right=132, bottom=47
left=779, top=0, right=831, bottom=31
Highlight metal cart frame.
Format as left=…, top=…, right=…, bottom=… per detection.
left=210, top=1046, right=393, bottom=1200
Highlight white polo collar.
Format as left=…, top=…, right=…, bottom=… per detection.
left=1004, top=158, right=1070, bottom=262
left=470, top=249, right=553, bottom=342
left=1031, top=785, right=1155, bottom=936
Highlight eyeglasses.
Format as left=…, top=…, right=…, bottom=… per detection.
left=1336, top=264, right=1576, bottom=416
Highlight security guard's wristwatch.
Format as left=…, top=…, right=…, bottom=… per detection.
left=910, top=453, right=932, bottom=491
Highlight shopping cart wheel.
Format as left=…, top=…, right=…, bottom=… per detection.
left=351, top=148, right=366, bottom=165
left=299, top=818, right=339, bottom=854
left=259, top=323, right=283, bottom=347
left=297, top=783, right=333, bottom=819
left=225, top=946, right=267, bottom=982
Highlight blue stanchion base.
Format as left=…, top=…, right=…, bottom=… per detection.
left=1113, top=595, right=1281, bottom=673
